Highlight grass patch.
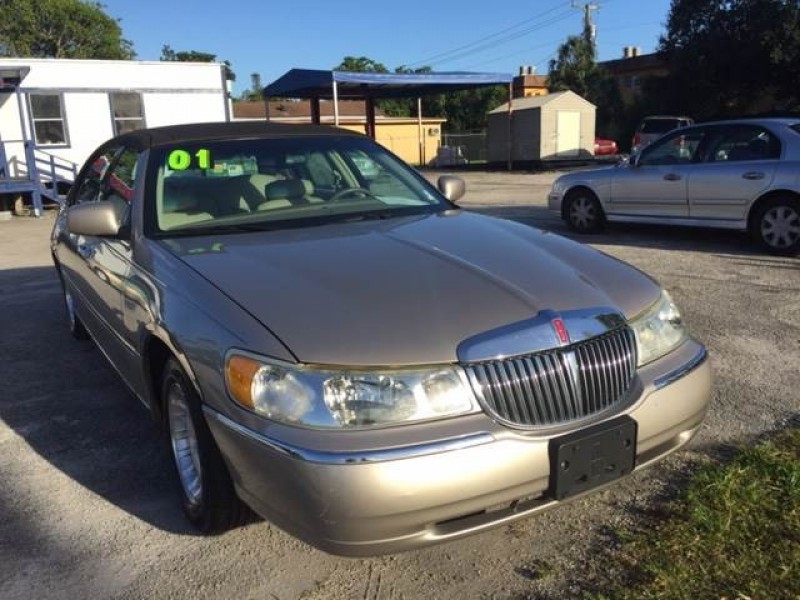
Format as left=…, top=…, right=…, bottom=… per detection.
left=588, top=427, right=800, bottom=600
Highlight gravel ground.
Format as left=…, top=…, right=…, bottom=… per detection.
left=1, top=170, right=798, bottom=600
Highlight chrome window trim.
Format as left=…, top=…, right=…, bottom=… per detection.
left=203, top=406, right=495, bottom=465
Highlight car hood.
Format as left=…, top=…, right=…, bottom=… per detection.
left=164, top=211, right=660, bottom=366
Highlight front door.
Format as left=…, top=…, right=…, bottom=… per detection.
left=609, top=128, right=707, bottom=218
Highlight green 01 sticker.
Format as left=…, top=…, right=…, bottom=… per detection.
left=167, top=148, right=211, bottom=170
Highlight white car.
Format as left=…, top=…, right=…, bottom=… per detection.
left=548, top=118, right=800, bottom=254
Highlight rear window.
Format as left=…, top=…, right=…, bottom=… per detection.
left=641, top=118, right=683, bottom=134
left=791, top=124, right=800, bottom=135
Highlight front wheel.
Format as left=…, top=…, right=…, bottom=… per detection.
left=565, top=189, right=605, bottom=233
left=752, top=196, right=800, bottom=255
left=162, top=358, right=251, bottom=533
left=58, top=274, right=89, bottom=340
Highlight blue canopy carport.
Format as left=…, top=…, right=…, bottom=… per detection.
left=262, top=68, right=515, bottom=167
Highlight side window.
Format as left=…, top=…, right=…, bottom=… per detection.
left=29, top=93, right=68, bottom=146
left=705, top=125, right=781, bottom=162
left=110, top=93, right=145, bottom=135
left=102, top=147, right=139, bottom=204
left=639, top=130, right=706, bottom=166
left=70, top=146, right=120, bottom=206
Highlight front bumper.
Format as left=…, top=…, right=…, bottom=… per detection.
left=547, top=189, right=564, bottom=214
left=206, top=339, right=711, bottom=556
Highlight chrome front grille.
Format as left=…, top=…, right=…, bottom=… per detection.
left=465, top=327, right=637, bottom=427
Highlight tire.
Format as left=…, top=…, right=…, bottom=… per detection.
left=565, top=189, right=605, bottom=233
left=59, top=275, right=89, bottom=340
left=161, top=358, right=252, bottom=533
left=752, top=196, right=800, bottom=255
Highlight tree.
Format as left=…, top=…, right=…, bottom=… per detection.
left=658, top=0, right=800, bottom=118
left=0, top=0, right=134, bottom=59
left=547, top=23, right=600, bottom=100
left=548, top=22, right=624, bottom=141
left=334, top=56, right=389, bottom=73
left=161, top=44, right=235, bottom=82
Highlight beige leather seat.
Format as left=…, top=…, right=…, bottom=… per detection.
left=257, top=179, right=307, bottom=211
left=160, top=178, right=214, bottom=230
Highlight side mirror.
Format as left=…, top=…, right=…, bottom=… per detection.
left=67, top=201, right=125, bottom=237
left=437, top=175, right=466, bottom=203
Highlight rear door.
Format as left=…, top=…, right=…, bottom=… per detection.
left=687, top=124, right=780, bottom=221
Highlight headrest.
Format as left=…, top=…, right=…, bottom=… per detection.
left=265, top=179, right=306, bottom=201
left=163, top=178, right=202, bottom=212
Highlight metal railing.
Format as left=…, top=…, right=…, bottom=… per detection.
left=1, top=139, right=78, bottom=215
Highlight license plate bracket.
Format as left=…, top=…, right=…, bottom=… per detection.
left=549, top=416, right=637, bottom=500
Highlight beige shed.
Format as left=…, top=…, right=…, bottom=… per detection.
left=487, top=91, right=596, bottom=162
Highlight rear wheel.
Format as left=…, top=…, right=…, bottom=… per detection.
left=752, top=196, right=800, bottom=255
left=565, top=189, right=605, bottom=233
left=162, top=358, right=251, bottom=533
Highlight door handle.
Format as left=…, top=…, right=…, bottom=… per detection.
left=742, top=171, right=765, bottom=180
left=663, top=173, right=682, bottom=181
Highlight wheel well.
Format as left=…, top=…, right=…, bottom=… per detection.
left=144, top=336, right=172, bottom=424
left=562, top=186, right=601, bottom=220
left=747, top=190, right=800, bottom=234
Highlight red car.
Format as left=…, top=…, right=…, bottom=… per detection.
left=594, top=137, right=619, bottom=156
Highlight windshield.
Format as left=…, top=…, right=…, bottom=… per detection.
left=145, top=135, right=449, bottom=235
left=640, top=118, right=683, bottom=134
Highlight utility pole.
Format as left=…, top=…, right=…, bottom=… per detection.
left=572, top=1, right=600, bottom=44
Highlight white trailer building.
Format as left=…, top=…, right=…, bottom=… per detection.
left=0, top=58, right=230, bottom=214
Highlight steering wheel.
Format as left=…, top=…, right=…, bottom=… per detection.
left=328, top=187, right=377, bottom=203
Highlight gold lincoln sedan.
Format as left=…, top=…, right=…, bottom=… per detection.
left=52, top=121, right=712, bottom=556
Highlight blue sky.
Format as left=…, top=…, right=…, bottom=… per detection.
left=103, top=0, right=673, bottom=95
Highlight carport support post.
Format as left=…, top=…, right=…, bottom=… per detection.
left=365, top=97, right=376, bottom=139
left=310, top=97, right=321, bottom=125
left=417, top=97, right=424, bottom=166
left=507, top=82, right=513, bottom=171
left=332, top=80, right=340, bottom=126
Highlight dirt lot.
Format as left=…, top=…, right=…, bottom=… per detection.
left=1, top=170, right=798, bottom=599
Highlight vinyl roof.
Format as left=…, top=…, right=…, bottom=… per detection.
left=114, top=121, right=359, bottom=149
left=263, top=69, right=513, bottom=99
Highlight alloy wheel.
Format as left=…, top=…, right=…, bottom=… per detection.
left=760, top=205, right=800, bottom=250
left=569, top=195, right=599, bottom=231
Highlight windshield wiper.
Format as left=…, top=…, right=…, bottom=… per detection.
left=159, top=222, right=280, bottom=237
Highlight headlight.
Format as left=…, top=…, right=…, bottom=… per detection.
left=225, top=353, right=475, bottom=428
left=630, top=291, right=687, bottom=366
left=551, top=179, right=566, bottom=195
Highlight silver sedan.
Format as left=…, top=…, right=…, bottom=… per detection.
left=548, top=118, right=800, bottom=254
left=52, top=122, right=711, bottom=556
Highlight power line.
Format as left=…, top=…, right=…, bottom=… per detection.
left=406, top=1, right=573, bottom=68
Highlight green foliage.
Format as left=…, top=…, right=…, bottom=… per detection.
left=547, top=30, right=598, bottom=100
left=334, top=56, right=389, bottom=73
left=586, top=427, right=800, bottom=600
left=547, top=26, right=625, bottom=141
left=657, top=0, right=800, bottom=118
left=161, top=44, right=235, bottom=81
left=0, top=0, right=134, bottom=59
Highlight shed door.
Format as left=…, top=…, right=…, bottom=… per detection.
left=556, top=111, right=581, bottom=157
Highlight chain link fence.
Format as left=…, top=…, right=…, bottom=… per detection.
left=440, top=132, right=487, bottom=164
